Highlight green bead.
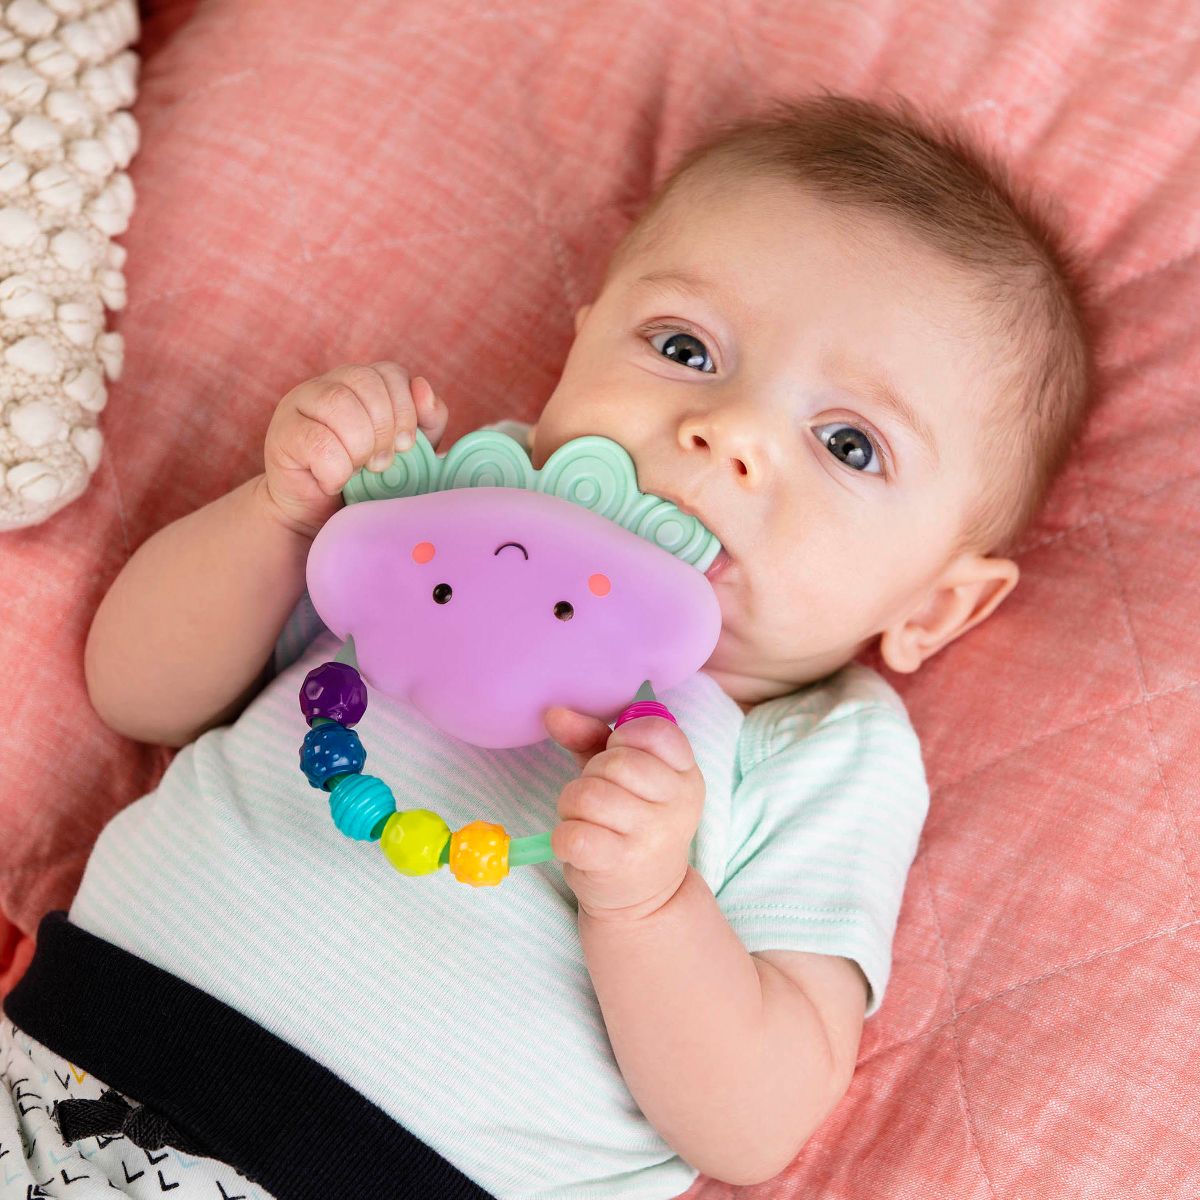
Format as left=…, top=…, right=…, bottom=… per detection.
left=380, top=809, right=451, bottom=876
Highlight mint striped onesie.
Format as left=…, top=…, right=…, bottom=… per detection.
left=68, top=423, right=930, bottom=1200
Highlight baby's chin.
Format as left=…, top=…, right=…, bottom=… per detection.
left=698, top=563, right=866, bottom=700
left=702, top=628, right=870, bottom=706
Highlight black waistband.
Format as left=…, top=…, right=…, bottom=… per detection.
left=4, top=911, right=495, bottom=1200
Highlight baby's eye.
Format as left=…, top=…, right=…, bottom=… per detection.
left=813, top=423, right=883, bottom=475
left=647, top=329, right=715, bottom=373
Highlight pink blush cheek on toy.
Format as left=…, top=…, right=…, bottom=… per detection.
left=305, top=488, right=722, bottom=748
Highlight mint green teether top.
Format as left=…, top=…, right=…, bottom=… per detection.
left=342, top=429, right=722, bottom=573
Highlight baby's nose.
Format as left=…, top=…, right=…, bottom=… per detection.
left=686, top=431, right=752, bottom=480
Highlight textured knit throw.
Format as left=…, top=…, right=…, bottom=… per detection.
left=0, top=0, right=138, bottom=531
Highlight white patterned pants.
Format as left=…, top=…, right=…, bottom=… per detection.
left=0, top=1018, right=276, bottom=1199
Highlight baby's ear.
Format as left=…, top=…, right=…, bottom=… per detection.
left=878, top=553, right=1019, bottom=674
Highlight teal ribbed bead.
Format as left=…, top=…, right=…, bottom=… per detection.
left=328, top=773, right=396, bottom=841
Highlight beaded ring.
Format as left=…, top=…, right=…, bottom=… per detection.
left=298, top=636, right=677, bottom=887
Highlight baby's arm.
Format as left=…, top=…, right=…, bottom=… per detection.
left=84, top=474, right=312, bottom=746
left=546, top=706, right=867, bottom=1183
left=85, top=363, right=447, bottom=747
left=580, top=871, right=866, bottom=1185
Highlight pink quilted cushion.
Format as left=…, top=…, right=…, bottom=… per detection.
left=3, top=0, right=1198, bottom=1194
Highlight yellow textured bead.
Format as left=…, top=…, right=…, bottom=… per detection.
left=380, top=809, right=451, bottom=876
left=448, top=820, right=510, bottom=887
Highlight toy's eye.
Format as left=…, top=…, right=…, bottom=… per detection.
left=433, top=583, right=453, bottom=604
left=554, top=601, right=574, bottom=621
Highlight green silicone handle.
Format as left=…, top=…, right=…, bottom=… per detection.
left=509, top=831, right=555, bottom=866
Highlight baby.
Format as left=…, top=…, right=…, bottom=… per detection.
left=1, top=93, right=1091, bottom=1199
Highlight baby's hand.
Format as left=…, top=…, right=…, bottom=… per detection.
left=545, top=706, right=705, bottom=922
left=261, top=362, right=449, bottom=539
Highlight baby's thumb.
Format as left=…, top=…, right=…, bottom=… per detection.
left=411, top=375, right=449, bottom=448
left=543, top=705, right=612, bottom=771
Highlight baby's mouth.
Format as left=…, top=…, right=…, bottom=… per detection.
left=704, top=548, right=731, bottom=581
left=640, top=473, right=729, bottom=576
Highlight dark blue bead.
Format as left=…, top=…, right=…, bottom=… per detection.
left=299, top=723, right=366, bottom=790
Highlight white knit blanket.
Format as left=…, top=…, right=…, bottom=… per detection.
left=0, top=0, right=138, bottom=532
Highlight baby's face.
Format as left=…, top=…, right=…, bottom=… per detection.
left=530, top=177, right=1005, bottom=707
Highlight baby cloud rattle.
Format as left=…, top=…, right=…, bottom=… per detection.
left=296, top=429, right=723, bottom=886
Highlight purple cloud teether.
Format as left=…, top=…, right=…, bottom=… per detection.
left=306, top=483, right=722, bottom=749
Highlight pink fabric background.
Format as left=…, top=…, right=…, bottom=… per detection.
left=3, top=0, right=1198, bottom=1194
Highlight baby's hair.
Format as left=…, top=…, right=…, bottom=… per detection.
left=605, top=92, right=1097, bottom=557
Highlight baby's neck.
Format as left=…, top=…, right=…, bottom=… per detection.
left=704, top=645, right=865, bottom=713
left=701, top=667, right=771, bottom=715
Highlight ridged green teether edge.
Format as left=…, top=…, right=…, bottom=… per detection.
left=343, top=429, right=722, bottom=570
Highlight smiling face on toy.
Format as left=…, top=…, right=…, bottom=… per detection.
left=305, top=487, right=721, bottom=748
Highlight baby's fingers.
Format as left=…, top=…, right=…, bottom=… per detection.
left=333, top=363, right=402, bottom=471
left=557, top=776, right=644, bottom=836
left=365, top=361, right=418, bottom=460
left=544, top=705, right=613, bottom=772
left=367, top=362, right=449, bottom=458
left=286, top=385, right=376, bottom=496
left=552, top=819, right=623, bottom=872
left=305, top=364, right=398, bottom=473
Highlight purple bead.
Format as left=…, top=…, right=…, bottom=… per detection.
left=299, top=661, right=368, bottom=726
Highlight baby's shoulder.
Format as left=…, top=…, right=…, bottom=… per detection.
left=737, top=662, right=918, bottom=776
